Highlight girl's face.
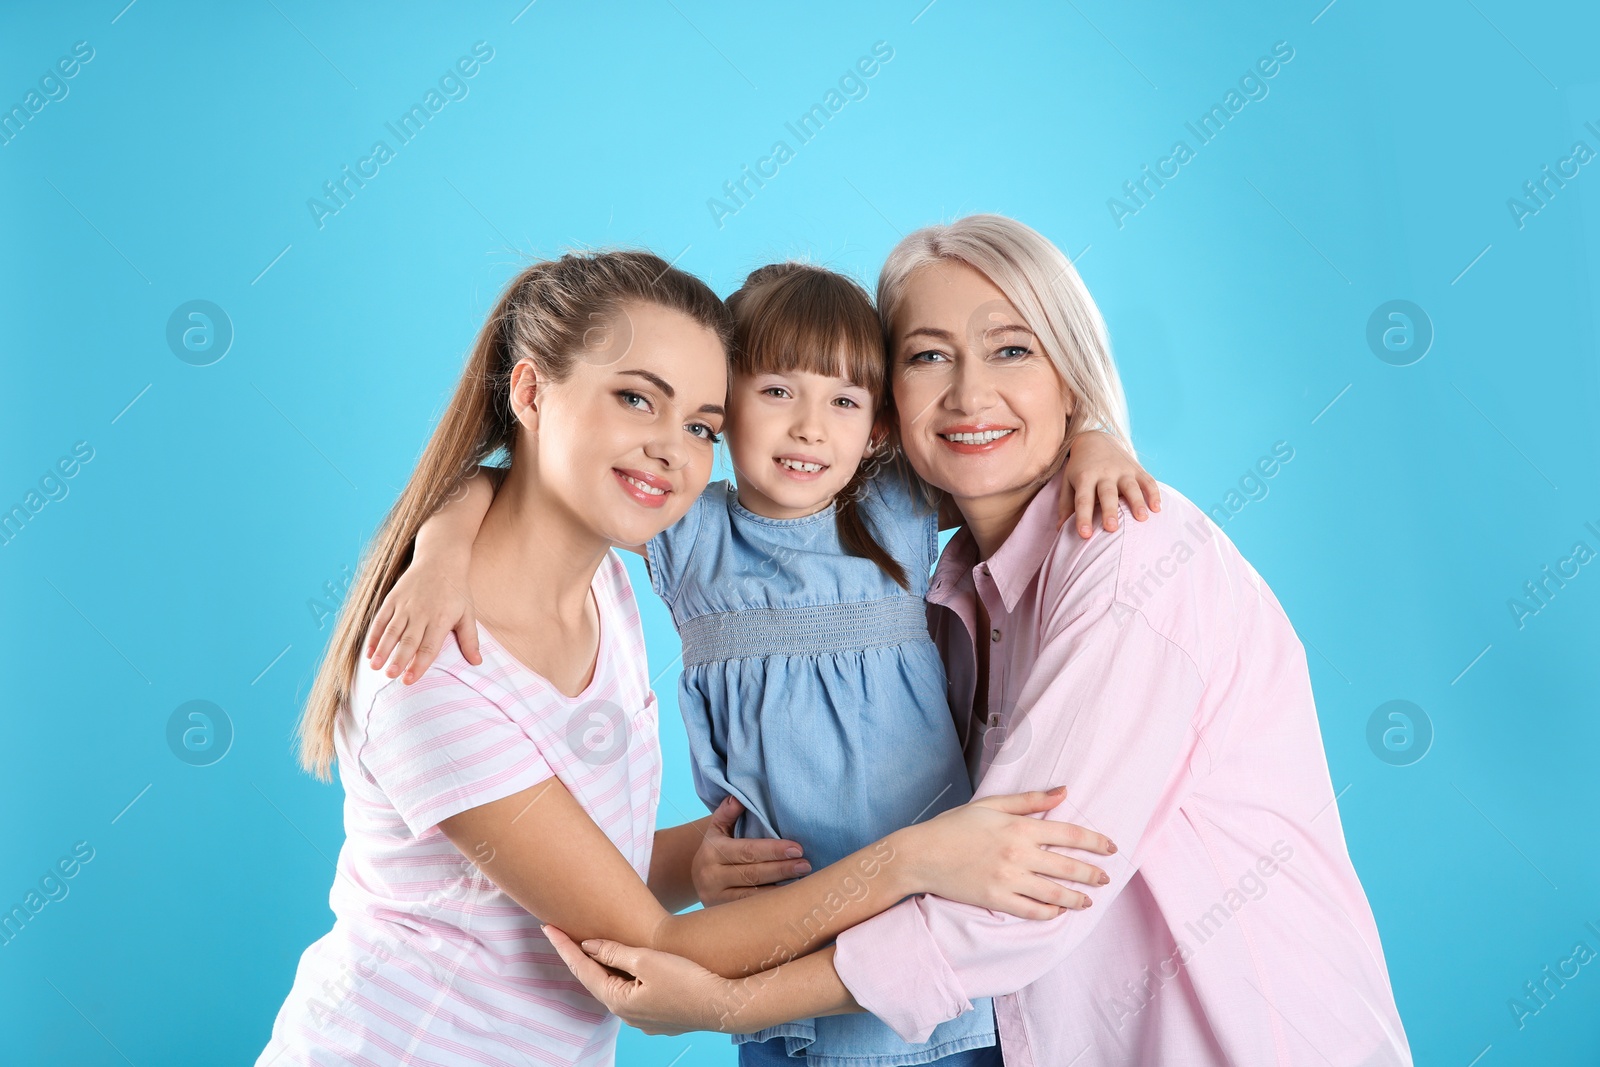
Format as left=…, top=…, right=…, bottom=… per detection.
left=517, top=301, right=729, bottom=546
left=890, top=260, right=1073, bottom=508
left=724, top=365, right=878, bottom=520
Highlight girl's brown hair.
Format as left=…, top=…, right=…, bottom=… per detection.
left=297, top=250, right=732, bottom=780
left=726, top=263, right=908, bottom=590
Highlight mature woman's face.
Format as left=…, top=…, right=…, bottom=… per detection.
left=890, top=260, right=1073, bottom=507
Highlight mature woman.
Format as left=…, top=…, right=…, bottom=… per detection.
left=549, top=216, right=1413, bottom=1067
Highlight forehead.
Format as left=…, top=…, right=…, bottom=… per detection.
left=893, top=261, right=1023, bottom=337
left=584, top=300, right=727, bottom=385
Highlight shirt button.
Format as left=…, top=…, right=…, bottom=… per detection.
left=991, top=628, right=1001, bottom=643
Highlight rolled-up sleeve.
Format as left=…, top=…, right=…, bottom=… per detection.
left=833, top=591, right=1207, bottom=1043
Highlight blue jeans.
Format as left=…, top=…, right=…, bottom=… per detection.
left=737, top=1037, right=1004, bottom=1067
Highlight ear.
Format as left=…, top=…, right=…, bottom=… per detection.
left=861, top=416, right=890, bottom=461
left=508, top=358, right=543, bottom=432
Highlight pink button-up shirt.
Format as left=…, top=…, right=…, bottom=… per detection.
left=833, top=478, right=1411, bottom=1066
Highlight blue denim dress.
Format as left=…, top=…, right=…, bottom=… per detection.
left=647, top=467, right=998, bottom=1066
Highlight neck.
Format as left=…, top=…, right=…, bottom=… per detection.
left=469, top=461, right=609, bottom=633
left=956, top=471, right=1054, bottom=562
left=733, top=474, right=833, bottom=520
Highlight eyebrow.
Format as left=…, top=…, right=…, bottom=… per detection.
left=619, top=369, right=724, bottom=417
left=900, top=322, right=1034, bottom=345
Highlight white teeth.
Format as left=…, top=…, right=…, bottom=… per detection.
left=622, top=474, right=665, bottom=495
left=941, top=429, right=1014, bottom=444
left=778, top=458, right=825, bottom=473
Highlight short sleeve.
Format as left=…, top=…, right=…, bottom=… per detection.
left=645, top=481, right=716, bottom=605
left=356, top=668, right=556, bottom=840
left=861, top=460, right=940, bottom=579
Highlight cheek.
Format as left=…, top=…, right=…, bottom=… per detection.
left=892, top=378, right=941, bottom=438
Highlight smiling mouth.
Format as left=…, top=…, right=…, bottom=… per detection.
left=776, top=458, right=828, bottom=474
left=939, top=429, right=1015, bottom=444
left=620, top=473, right=666, bottom=496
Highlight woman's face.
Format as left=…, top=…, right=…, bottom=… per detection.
left=515, top=300, right=729, bottom=547
left=890, top=260, right=1073, bottom=508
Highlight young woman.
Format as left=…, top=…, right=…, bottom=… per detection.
left=254, top=249, right=1118, bottom=1067
left=368, top=261, right=1160, bottom=1066
left=545, top=218, right=1415, bottom=1067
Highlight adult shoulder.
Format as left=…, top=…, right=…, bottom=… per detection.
left=1037, top=482, right=1278, bottom=673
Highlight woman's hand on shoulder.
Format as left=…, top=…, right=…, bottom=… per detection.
left=1058, top=430, right=1160, bottom=540
left=894, top=787, right=1117, bottom=919
left=365, top=560, right=480, bottom=684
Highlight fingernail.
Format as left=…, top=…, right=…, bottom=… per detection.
left=794, top=862, right=811, bottom=874
left=785, top=846, right=803, bottom=859
left=1048, top=785, right=1066, bottom=795
left=1083, top=897, right=1093, bottom=908
left=581, top=939, right=600, bottom=952
left=1108, top=840, right=1118, bottom=854
left=1099, top=874, right=1110, bottom=885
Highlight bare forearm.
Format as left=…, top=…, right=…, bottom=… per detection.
left=652, top=833, right=912, bottom=979
left=415, top=466, right=498, bottom=562
left=648, top=818, right=709, bottom=913
left=716, top=946, right=863, bottom=1034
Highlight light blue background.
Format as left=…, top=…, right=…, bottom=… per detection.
left=3, top=1, right=1598, bottom=1063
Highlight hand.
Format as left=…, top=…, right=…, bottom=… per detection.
left=364, top=559, right=479, bottom=684
left=692, top=797, right=811, bottom=906
left=1058, top=430, right=1160, bottom=539
left=895, top=786, right=1117, bottom=919
left=544, top=924, right=755, bottom=1036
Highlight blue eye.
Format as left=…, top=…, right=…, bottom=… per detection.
left=997, top=345, right=1031, bottom=359
left=907, top=350, right=944, bottom=364
left=689, top=424, right=722, bottom=443
left=619, top=389, right=652, bottom=411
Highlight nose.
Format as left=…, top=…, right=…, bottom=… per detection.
left=947, top=355, right=998, bottom=415
left=642, top=411, right=689, bottom=471
left=791, top=399, right=827, bottom=444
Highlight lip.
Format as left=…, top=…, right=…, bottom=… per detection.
left=772, top=454, right=830, bottom=481
left=935, top=424, right=1017, bottom=456
left=613, top=467, right=671, bottom=508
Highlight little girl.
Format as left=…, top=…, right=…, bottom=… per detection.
left=377, top=262, right=1156, bottom=1066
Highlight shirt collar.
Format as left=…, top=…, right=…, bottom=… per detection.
left=929, top=477, right=1065, bottom=614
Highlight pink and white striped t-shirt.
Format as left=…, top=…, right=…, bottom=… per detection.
left=256, top=549, right=662, bottom=1067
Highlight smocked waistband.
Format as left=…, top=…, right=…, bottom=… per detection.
left=677, top=596, right=931, bottom=667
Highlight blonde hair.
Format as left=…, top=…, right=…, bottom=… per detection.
left=876, top=213, right=1132, bottom=454
left=296, top=250, right=731, bottom=780
left=726, top=262, right=908, bottom=589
